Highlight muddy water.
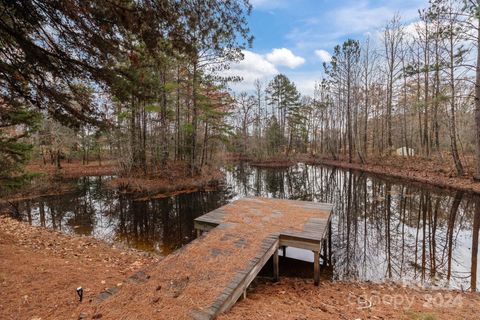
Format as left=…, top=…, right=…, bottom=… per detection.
left=7, top=164, right=480, bottom=291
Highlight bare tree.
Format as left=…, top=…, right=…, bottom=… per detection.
left=383, top=14, right=405, bottom=151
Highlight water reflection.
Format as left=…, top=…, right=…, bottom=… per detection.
left=8, top=164, right=480, bottom=291
left=10, top=176, right=231, bottom=254
left=227, top=163, right=480, bottom=292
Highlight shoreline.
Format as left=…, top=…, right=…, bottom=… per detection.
left=220, top=277, right=480, bottom=320
left=1, top=216, right=478, bottom=319
left=307, top=157, right=480, bottom=195
left=26, top=161, right=118, bottom=178
left=228, top=153, right=480, bottom=195
left=106, top=166, right=224, bottom=200
left=3, top=162, right=224, bottom=202
left=7, top=155, right=480, bottom=202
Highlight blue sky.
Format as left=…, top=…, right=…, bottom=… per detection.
left=227, top=0, right=428, bottom=95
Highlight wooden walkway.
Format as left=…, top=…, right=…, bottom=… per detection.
left=88, top=197, right=333, bottom=320
left=192, top=197, right=333, bottom=319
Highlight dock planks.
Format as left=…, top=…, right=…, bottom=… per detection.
left=88, top=197, right=333, bottom=320
left=192, top=197, right=333, bottom=319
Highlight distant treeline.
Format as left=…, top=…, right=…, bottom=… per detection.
left=228, top=0, right=480, bottom=179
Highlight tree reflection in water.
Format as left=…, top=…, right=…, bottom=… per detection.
left=10, top=163, right=480, bottom=291
left=12, top=176, right=232, bottom=254
left=226, top=163, right=480, bottom=291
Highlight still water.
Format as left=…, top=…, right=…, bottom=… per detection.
left=8, top=163, right=480, bottom=291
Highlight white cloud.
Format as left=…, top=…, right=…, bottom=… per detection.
left=330, top=4, right=392, bottom=35
left=289, top=74, right=318, bottom=97
left=266, top=48, right=305, bottom=69
left=328, top=1, right=424, bottom=34
left=225, top=50, right=278, bottom=91
left=286, top=0, right=427, bottom=52
left=314, top=49, right=332, bottom=63
left=225, top=49, right=316, bottom=94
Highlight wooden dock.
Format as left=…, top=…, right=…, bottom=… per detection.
left=88, top=197, right=333, bottom=320
left=192, top=197, right=333, bottom=319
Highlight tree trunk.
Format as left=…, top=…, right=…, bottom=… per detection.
left=130, top=94, right=137, bottom=171
left=56, top=149, right=61, bottom=169
left=175, top=66, right=181, bottom=161
left=347, top=62, right=353, bottom=163
left=471, top=198, right=480, bottom=291
left=475, top=18, right=480, bottom=180
left=190, top=60, right=198, bottom=176
left=160, top=66, right=169, bottom=166
left=423, top=21, right=430, bottom=157
left=449, top=29, right=464, bottom=175
left=201, top=120, right=208, bottom=166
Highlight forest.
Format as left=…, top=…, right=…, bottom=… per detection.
left=2, top=0, right=480, bottom=193
left=3, top=1, right=480, bottom=319
left=0, top=0, right=252, bottom=190
left=231, top=1, right=480, bottom=178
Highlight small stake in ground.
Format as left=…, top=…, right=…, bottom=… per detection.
left=76, top=287, right=83, bottom=302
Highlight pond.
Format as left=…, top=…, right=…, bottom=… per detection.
left=7, top=163, right=480, bottom=292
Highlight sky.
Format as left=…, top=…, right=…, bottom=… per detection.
left=227, top=0, right=428, bottom=96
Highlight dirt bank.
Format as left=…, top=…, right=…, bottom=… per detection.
left=0, top=175, right=76, bottom=204
left=226, top=154, right=299, bottom=168
left=0, top=216, right=159, bottom=320
left=26, top=161, right=118, bottom=178
left=310, top=155, right=480, bottom=195
left=4, top=161, right=223, bottom=202
left=107, top=164, right=224, bottom=199
left=220, top=278, right=480, bottom=320
left=249, top=159, right=296, bottom=168
left=0, top=161, right=119, bottom=202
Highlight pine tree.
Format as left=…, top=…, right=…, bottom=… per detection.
left=265, top=116, right=284, bottom=156
left=265, top=74, right=301, bottom=154
left=0, top=105, right=40, bottom=191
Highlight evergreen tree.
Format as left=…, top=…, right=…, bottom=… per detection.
left=0, top=105, right=40, bottom=191
left=265, top=74, right=301, bottom=153
left=265, top=116, right=284, bottom=156
left=0, top=0, right=252, bottom=181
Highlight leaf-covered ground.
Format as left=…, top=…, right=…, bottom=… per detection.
left=220, top=278, right=480, bottom=320
left=0, top=216, right=158, bottom=320
left=1, top=214, right=479, bottom=319
left=306, top=154, right=480, bottom=194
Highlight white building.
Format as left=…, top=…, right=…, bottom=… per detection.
left=396, top=147, right=414, bottom=157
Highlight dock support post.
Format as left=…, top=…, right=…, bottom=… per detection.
left=242, top=290, right=247, bottom=300
left=196, top=229, right=201, bottom=238
left=328, top=221, right=332, bottom=266
left=313, top=250, right=320, bottom=286
left=282, top=246, right=286, bottom=257
left=273, top=249, right=279, bottom=282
